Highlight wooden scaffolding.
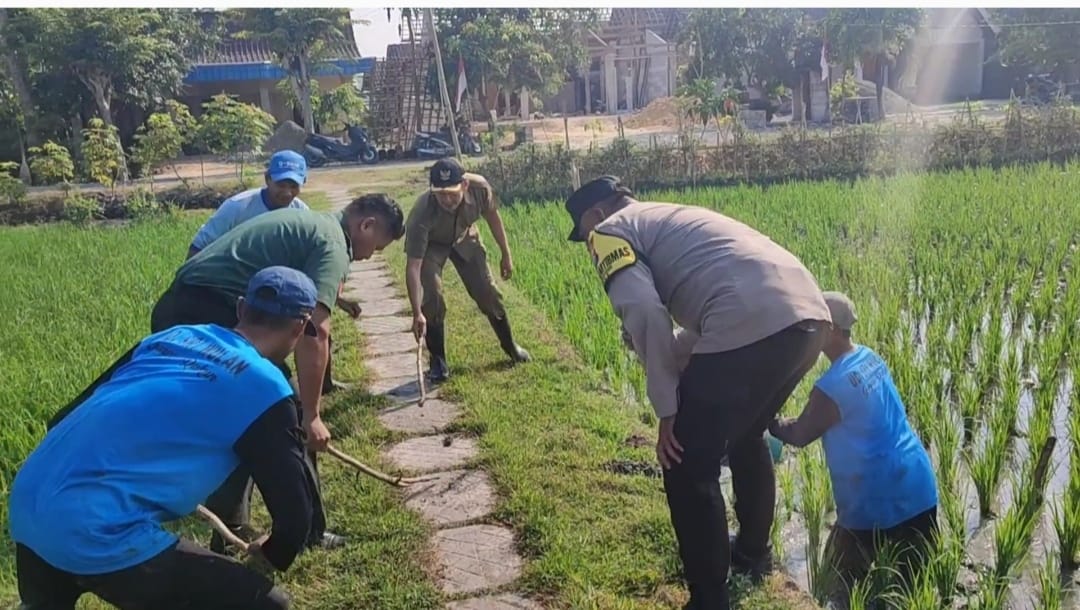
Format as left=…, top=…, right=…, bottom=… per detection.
left=366, top=12, right=451, bottom=156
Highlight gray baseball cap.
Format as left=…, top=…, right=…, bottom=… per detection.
left=823, top=291, right=857, bottom=330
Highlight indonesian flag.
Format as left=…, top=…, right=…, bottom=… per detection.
left=820, top=39, right=830, bottom=82
left=455, top=55, right=468, bottom=112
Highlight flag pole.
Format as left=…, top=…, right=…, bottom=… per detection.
left=425, top=8, right=462, bottom=160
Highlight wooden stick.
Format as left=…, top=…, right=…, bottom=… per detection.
left=326, top=444, right=437, bottom=487
left=196, top=504, right=250, bottom=553
left=416, top=340, right=427, bottom=408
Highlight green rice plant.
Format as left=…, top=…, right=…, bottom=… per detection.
left=1037, top=548, right=1064, bottom=610
left=929, top=513, right=966, bottom=607
left=881, top=562, right=942, bottom=610
left=798, top=445, right=830, bottom=555
left=968, top=570, right=1009, bottom=610
left=846, top=576, right=874, bottom=610
left=968, top=409, right=1011, bottom=518
left=1054, top=410, right=1080, bottom=571
left=992, top=484, right=1040, bottom=588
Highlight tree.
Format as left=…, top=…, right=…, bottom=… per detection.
left=276, top=79, right=367, bottom=134
left=27, top=9, right=214, bottom=130
left=992, top=8, right=1080, bottom=82
left=825, top=8, right=923, bottom=118
left=81, top=118, right=126, bottom=192
left=680, top=9, right=822, bottom=95
left=435, top=9, right=600, bottom=114
left=27, top=141, right=74, bottom=190
left=197, top=94, right=275, bottom=182
left=132, top=109, right=187, bottom=192
left=0, top=8, right=40, bottom=182
left=229, top=9, right=361, bottom=134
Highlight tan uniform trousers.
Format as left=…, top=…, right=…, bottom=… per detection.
left=421, top=228, right=506, bottom=326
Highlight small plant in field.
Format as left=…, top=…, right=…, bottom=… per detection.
left=60, top=192, right=98, bottom=224
left=1057, top=411, right=1080, bottom=571
left=132, top=108, right=188, bottom=192
left=28, top=141, right=75, bottom=191
left=82, top=118, right=127, bottom=192
left=0, top=161, right=26, bottom=206
left=968, top=412, right=1010, bottom=518
left=992, top=489, right=1039, bottom=590
left=929, top=520, right=965, bottom=606
left=124, top=188, right=161, bottom=220
left=968, top=570, right=1009, bottom=610
left=846, top=576, right=873, bottom=610
left=1037, top=548, right=1063, bottom=610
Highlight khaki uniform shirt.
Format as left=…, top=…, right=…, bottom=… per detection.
left=404, top=173, right=498, bottom=259
left=590, top=201, right=831, bottom=418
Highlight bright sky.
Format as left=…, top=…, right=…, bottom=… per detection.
left=350, top=7, right=402, bottom=59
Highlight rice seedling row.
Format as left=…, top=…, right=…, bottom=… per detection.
left=494, top=161, right=1080, bottom=607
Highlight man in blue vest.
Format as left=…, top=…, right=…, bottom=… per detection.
left=768, top=291, right=938, bottom=589
left=9, top=267, right=323, bottom=610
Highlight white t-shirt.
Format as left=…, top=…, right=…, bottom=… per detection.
left=190, top=188, right=309, bottom=250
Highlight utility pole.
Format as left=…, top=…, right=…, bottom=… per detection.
left=424, top=8, right=461, bottom=159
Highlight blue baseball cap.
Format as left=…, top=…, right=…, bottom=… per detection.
left=267, top=150, right=307, bottom=185
left=244, top=266, right=318, bottom=320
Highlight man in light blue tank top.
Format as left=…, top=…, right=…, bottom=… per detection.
left=768, top=291, right=938, bottom=587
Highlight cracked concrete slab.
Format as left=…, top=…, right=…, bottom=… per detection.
left=367, top=351, right=419, bottom=380
left=403, top=469, right=495, bottom=528
left=378, top=398, right=460, bottom=434
left=366, top=332, right=418, bottom=357
left=432, top=525, right=522, bottom=595
left=359, top=315, right=411, bottom=335
left=445, top=595, right=542, bottom=610
left=358, top=298, right=409, bottom=317
left=385, top=435, right=477, bottom=473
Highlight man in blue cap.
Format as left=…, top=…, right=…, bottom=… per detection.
left=10, top=267, right=323, bottom=610
left=184, top=149, right=360, bottom=395
left=187, top=150, right=311, bottom=259
left=565, top=175, right=831, bottom=610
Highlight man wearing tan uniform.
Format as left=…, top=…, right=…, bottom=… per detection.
left=566, top=176, right=831, bottom=610
left=405, top=158, right=530, bottom=382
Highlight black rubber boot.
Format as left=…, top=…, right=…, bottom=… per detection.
left=487, top=314, right=531, bottom=363
left=729, top=532, right=774, bottom=584
left=426, top=323, right=450, bottom=383
left=209, top=523, right=259, bottom=556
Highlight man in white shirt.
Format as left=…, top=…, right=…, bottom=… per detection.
left=187, top=150, right=311, bottom=259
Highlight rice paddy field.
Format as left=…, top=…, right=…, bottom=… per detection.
left=494, top=160, right=1080, bottom=609
left=3, top=160, right=1080, bottom=609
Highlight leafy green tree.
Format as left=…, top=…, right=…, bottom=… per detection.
left=435, top=9, right=600, bottom=111
left=992, top=8, right=1080, bottom=81
left=197, top=94, right=275, bottom=182
left=132, top=108, right=188, bottom=191
left=825, top=8, right=923, bottom=118
left=28, top=140, right=74, bottom=190
left=276, top=79, right=367, bottom=134
left=26, top=9, right=215, bottom=130
left=228, top=9, right=362, bottom=134
left=0, top=160, right=26, bottom=205
left=81, top=118, right=126, bottom=192
left=0, top=8, right=36, bottom=182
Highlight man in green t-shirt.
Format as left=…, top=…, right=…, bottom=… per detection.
left=150, top=193, right=405, bottom=553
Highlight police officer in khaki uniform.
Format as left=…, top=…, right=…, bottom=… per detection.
left=405, top=158, right=529, bottom=382
left=565, top=176, right=832, bottom=610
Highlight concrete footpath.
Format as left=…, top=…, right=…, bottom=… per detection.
left=329, top=188, right=539, bottom=609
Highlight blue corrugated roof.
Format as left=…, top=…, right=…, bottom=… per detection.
left=185, top=57, right=374, bottom=84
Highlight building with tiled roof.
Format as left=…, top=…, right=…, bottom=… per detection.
left=179, top=19, right=375, bottom=127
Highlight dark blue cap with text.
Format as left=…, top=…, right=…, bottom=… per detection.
left=245, top=266, right=318, bottom=319
left=565, top=175, right=620, bottom=242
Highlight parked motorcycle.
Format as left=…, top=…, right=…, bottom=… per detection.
left=411, top=126, right=482, bottom=159
left=303, top=124, right=379, bottom=168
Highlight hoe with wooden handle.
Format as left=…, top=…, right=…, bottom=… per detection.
left=196, top=504, right=250, bottom=554
left=326, top=444, right=437, bottom=487
left=416, top=340, right=427, bottom=408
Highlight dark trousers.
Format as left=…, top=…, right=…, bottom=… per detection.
left=663, top=320, right=827, bottom=609
left=149, top=282, right=327, bottom=542
left=16, top=541, right=288, bottom=610
left=825, top=506, right=938, bottom=590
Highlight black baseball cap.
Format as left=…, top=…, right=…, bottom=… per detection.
left=565, top=175, right=621, bottom=242
left=430, top=158, right=466, bottom=193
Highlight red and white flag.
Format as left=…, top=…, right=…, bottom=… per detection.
left=455, top=55, right=468, bottom=112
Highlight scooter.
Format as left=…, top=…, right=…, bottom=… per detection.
left=411, top=126, right=482, bottom=159
left=303, top=124, right=379, bottom=168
